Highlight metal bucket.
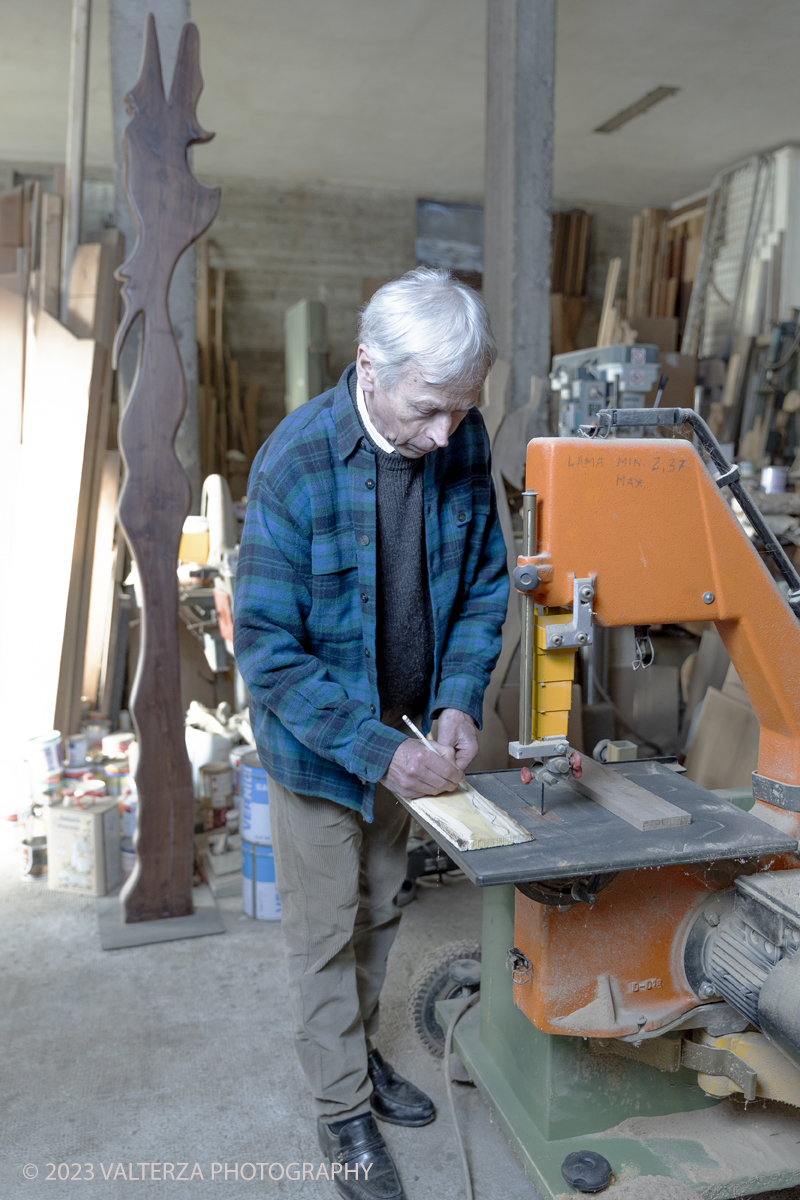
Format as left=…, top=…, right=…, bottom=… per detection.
left=241, top=751, right=270, bottom=844
left=242, top=840, right=281, bottom=920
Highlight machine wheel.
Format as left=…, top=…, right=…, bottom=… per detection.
left=408, top=940, right=481, bottom=1057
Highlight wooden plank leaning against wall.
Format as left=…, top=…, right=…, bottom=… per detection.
left=0, top=177, right=125, bottom=751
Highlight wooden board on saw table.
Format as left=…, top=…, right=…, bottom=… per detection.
left=568, top=755, right=691, bottom=831
left=409, top=782, right=534, bottom=851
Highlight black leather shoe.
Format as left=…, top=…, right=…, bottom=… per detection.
left=317, top=1113, right=404, bottom=1200
left=368, top=1048, right=436, bottom=1127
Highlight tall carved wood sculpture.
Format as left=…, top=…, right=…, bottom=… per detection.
left=113, top=17, right=220, bottom=922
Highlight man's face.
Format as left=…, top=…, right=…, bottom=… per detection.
left=356, top=345, right=480, bottom=459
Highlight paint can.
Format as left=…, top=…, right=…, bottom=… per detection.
left=66, top=733, right=88, bottom=766
left=30, top=770, right=63, bottom=803
left=242, top=840, right=281, bottom=920
left=102, top=730, right=135, bottom=758
left=241, top=751, right=271, bottom=844
left=229, top=746, right=246, bottom=806
left=27, top=731, right=63, bottom=777
left=185, top=726, right=236, bottom=797
left=82, top=720, right=110, bottom=752
left=103, top=757, right=129, bottom=797
left=20, top=835, right=48, bottom=880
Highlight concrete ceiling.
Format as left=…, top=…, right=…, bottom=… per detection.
left=2, top=0, right=800, bottom=207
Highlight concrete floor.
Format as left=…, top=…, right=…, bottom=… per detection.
left=2, top=821, right=799, bottom=1200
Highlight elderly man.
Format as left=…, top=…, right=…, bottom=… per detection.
left=234, top=268, right=509, bottom=1200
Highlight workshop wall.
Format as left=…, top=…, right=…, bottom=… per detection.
left=200, top=177, right=421, bottom=442
left=203, top=178, right=636, bottom=440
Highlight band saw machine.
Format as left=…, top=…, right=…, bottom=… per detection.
left=406, top=407, right=800, bottom=1198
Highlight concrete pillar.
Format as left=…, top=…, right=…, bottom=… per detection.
left=109, top=0, right=201, bottom=510
left=483, top=0, right=555, bottom=425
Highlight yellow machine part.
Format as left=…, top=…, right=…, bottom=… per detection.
left=696, top=1030, right=800, bottom=1108
left=532, top=609, right=577, bottom=740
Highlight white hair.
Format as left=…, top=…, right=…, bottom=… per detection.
left=358, top=267, right=496, bottom=397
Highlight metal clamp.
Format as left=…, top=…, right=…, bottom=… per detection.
left=508, top=737, right=570, bottom=761
left=545, top=577, right=595, bottom=650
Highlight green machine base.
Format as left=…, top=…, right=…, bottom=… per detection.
left=438, top=886, right=800, bottom=1200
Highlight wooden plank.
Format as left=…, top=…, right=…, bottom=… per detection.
left=597, top=257, right=621, bottom=346
left=214, top=267, right=227, bottom=470
left=56, top=230, right=124, bottom=736
left=82, top=450, right=121, bottom=706
left=243, top=380, right=262, bottom=462
left=39, top=193, right=63, bottom=316
left=13, top=310, right=98, bottom=742
left=409, top=780, right=534, bottom=851
left=98, top=537, right=127, bottom=717
left=66, top=243, right=103, bottom=338
left=684, top=687, right=760, bottom=791
left=228, top=356, right=243, bottom=453
left=574, top=212, right=590, bottom=296
left=550, top=212, right=567, bottom=294
left=627, top=213, right=642, bottom=316
left=563, top=213, right=579, bottom=297
left=60, top=0, right=90, bottom=323
left=567, top=755, right=691, bottom=830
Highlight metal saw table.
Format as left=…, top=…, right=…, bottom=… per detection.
left=400, top=761, right=798, bottom=885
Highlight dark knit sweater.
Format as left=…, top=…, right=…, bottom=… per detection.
left=347, top=370, right=435, bottom=720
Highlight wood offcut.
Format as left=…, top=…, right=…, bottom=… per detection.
left=568, top=756, right=691, bottom=831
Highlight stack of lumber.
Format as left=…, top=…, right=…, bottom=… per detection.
left=196, top=240, right=262, bottom=498
left=551, top=210, right=591, bottom=355
left=0, top=179, right=125, bottom=765
left=627, top=201, right=706, bottom=341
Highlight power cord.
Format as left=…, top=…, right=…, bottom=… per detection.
left=443, top=991, right=481, bottom=1200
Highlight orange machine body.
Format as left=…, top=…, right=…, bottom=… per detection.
left=512, top=437, right=800, bottom=1038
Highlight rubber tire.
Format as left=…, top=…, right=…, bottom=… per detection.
left=408, top=940, right=481, bottom=1057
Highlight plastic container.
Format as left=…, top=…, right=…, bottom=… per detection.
left=242, top=841, right=281, bottom=920
left=241, top=751, right=270, bottom=844
left=179, top=515, right=210, bottom=564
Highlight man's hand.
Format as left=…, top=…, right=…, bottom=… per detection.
left=381, top=738, right=464, bottom=800
left=436, top=708, right=479, bottom=772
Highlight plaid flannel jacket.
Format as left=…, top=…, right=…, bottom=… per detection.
left=233, top=366, right=509, bottom=820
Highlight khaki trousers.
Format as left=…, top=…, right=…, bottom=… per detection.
left=267, top=776, right=411, bottom=1123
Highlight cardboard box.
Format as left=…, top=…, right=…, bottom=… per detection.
left=47, top=799, right=122, bottom=896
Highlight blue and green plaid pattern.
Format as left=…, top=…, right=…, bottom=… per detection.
left=233, top=366, right=509, bottom=820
